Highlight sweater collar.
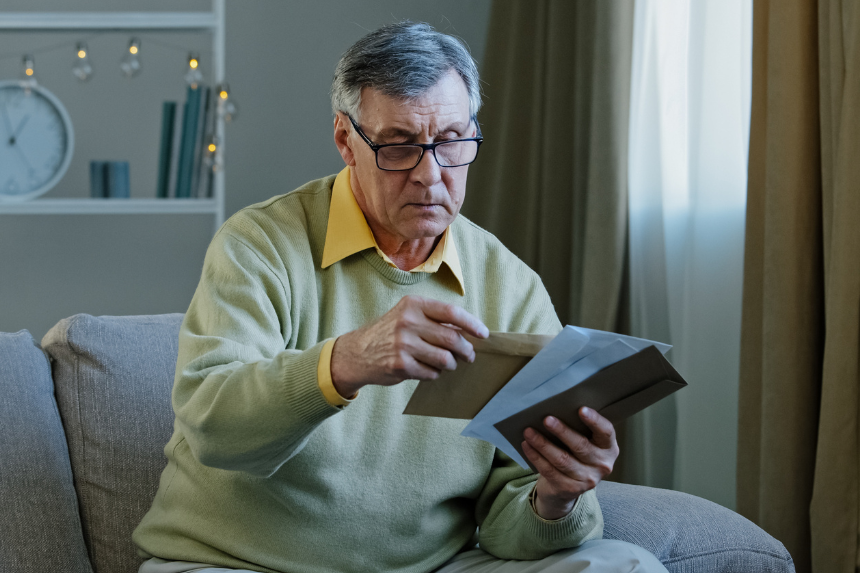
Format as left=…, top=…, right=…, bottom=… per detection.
left=321, top=167, right=465, bottom=295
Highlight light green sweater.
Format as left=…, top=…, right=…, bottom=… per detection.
left=133, top=174, right=603, bottom=573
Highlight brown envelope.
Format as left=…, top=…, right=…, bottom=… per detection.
left=493, top=345, right=687, bottom=472
left=402, top=332, right=554, bottom=419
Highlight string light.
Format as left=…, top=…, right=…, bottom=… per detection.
left=8, top=39, right=237, bottom=124
left=20, top=54, right=37, bottom=93
left=72, top=42, right=93, bottom=82
left=185, top=51, right=203, bottom=89
left=120, top=37, right=142, bottom=78
left=215, top=82, right=239, bottom=122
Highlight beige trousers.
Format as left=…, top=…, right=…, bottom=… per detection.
left=140, top=540, right=668, bottom=573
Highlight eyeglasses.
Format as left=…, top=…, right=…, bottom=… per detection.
left=347, top=114, right=483, bottom=171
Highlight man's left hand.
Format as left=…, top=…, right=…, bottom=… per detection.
left=522, top=407, right=620, bottom=520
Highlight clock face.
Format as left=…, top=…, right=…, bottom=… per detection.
left=0, top=80, right=74, bottom=201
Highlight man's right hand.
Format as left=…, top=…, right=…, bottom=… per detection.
left=330, top=295, right=489, bottom=399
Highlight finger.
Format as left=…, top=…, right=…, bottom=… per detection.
left=419, top=298, right=489, bottom=339
left=408, top=337, right=458, bottom=372
left=524, top=427, right=591, bottom=477
left=577, top=407, right=617, bottom=450
left=522, top=440, right=582, bottom=490
left=399, top=353, right=443, bottom=381
left=539, top=417, right=597, bottom=464
left=419, top=323, right=475, bottom=363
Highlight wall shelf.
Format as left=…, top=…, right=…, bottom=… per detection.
left=0, top=12, right=218, bottom=32
left=0, top=0, right=227, bottom=234
left=0, top=198, right=218, bottom=215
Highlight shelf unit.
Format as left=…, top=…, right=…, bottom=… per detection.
left=0, top=1, right=227, bottom=233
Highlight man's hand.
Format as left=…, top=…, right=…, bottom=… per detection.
left=330, top=295, right=489, bottom=398
left=522, top=408, right=619, bottom=520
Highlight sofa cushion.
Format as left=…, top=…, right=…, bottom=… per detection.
left=0, top=330, right=93, bottom=573
left=42, top=314, right=183, bottom=573
left=596, top=480, right=795, bottom=572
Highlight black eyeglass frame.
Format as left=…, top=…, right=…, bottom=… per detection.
left=346, top=114, right=484, bottom=171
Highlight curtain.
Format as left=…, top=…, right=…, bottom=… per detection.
left=463, top=0, right=634, bottom=333
left=626, top=0, right=752, bottom=502
left=738, top=1, right=860, bottom=571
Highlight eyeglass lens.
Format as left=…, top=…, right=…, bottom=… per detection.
left=377, top=140, right=480, bottom=170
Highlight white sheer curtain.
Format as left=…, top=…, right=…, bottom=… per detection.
left=623, top=0, right=752, bottom=509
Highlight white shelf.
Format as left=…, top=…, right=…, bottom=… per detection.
left=0, top=12, right=218, bottom=32
left=0, top=1, right=227, bottom=234
left=0, top=198, right=218, bottom=215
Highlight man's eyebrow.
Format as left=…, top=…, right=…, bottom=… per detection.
left=376, top=121, right=471, bottom=141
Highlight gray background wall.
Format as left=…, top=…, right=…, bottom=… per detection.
left=0, top=0, right=491, bottom=340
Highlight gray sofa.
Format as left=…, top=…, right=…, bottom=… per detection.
left=0, top=313, right=794, bottom=573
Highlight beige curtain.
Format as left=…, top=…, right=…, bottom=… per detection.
left=463, top=0, right=634, bottom=332
left=738, top=1, right=860, bottom=572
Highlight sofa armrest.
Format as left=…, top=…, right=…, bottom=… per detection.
left=596, top=481, right=794, bottom=573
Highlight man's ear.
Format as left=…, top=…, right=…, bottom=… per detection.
left=333, top=113, right=356, bottom=167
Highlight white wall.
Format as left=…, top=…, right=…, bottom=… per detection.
left=0, top=0, right=491, bottom=339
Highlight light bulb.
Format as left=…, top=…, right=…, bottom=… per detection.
left=20, top=54, right=37, bottom=91
left=120, top=38, right=142, bottom=78
left=73, top=42, right=93, bottom=82
left=185, top=52, right=203, bottom=89
left=215, top=82, right=239, bottom=122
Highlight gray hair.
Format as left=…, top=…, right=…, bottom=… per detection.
left=331, top=21, right=481, bottom=121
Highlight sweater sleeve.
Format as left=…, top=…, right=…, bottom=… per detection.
left=171, top=228, right=341, bottom=478
left=474, top=450, right=603, bottom=560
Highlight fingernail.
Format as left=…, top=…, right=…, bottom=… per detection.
left=524, top=427, right=536, bottom=440
left=581, top=407, right=591, bottom=417
left=545, top=416, right=559, bottom=428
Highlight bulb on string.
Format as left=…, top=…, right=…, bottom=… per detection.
left=120, top=38, right=142, bottom=78
left=185, top=52, right=203, bottom=89
left=20, top=54, right=37, bottom=92
left=72, top=42, right=93, bottom=82
left=215, top=82, right=239, bottom=122
left=204, top=133, right=220, bottom=171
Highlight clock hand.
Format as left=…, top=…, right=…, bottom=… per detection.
left=12, top=114, right=31, bottom=140
left=1, top=104, right=13, bottom=142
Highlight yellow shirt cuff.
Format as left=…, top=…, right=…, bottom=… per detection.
left=317, top=337, right=357, bottom=407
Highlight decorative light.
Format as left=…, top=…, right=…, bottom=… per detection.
left=72, top=42, right=93, bottom=82
left=120, top=38, right=142, bottom=78
left=20, top=54, right=37, bottom=92
left=185, top=52, right=203, bottom=89
left=21, top=54, right=35, bottom=78
left=215, top=82, right=239, bottom=122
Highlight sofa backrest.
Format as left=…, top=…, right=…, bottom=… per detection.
left=0, top=330, right=94, bottom=573
left=41, top=314, right=183, bottom=573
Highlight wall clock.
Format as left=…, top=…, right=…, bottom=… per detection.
left=0, top=80, right=75, bottom=202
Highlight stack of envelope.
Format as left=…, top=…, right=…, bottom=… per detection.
left=403, top=326, right=687, bottom=470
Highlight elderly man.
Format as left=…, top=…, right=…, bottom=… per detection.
left=134, top=22, right=667, bottom=573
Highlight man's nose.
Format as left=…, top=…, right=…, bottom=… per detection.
left=410, top=146, right=443, bottom=185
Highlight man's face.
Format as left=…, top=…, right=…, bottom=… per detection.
left=334, top=70, right=476, bottom=244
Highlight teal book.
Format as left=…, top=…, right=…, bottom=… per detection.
left=156, top=101, right=176, bottom=198
left=176, top=85, right=202, bottom=198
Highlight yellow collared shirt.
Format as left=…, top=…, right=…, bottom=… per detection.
left=316, top=167, right=466, bottom=406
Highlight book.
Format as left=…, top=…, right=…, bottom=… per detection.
left=176, top=85, right=202, bottom=198
left=155, top=102, right=176, bottom=198
left=166, top=103, right=184, bottom=198
left=196, top=87, right=218, bottom=199
left=189, top=86, right=211, bottom=198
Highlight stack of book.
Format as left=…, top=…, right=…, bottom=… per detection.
left=156, top=84, right=217, bottom=199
